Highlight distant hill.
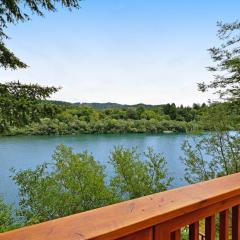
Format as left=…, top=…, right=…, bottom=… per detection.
left=47, top=100, right=73, bottom=106
left=47, top=100, right=161, bottom=109
left=48, top=101, right=203, bottom=109
left=74, top=102, right=158, bottom=109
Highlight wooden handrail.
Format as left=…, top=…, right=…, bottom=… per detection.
left=1, top=173, right=240, bottom=240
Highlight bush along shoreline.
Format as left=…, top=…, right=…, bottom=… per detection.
left=6, top=118, right=202, bottom=136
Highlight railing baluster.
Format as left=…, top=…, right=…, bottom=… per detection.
left=171, top=229, right=181, bottom=240
left=219, top=210, right=229, bottom=240
left=232, top=205, right=240, bottom=240
left=189, top=222, right=199, bottom=240
left=205, top=215, right=215, bottom=240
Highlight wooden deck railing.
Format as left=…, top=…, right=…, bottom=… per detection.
left=1, top=173, right=240, bottom=240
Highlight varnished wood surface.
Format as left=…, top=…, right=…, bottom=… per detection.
left=189, top=222, right=199, bottom=240
left=117, top=228, right=153, bottom=240
left=150, top=194, right=240, bottom=232
left=170, top=229, right=180, bottom=240
left=219, top=210, right=229, bottom=240
left=1, top=173, right=240, bottom=240
left=205, top=215, right=215, bottom=240
left=232, top=205, right=240, bottom=240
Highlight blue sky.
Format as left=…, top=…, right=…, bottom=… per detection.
left=1, top=0, right=240, bottom=105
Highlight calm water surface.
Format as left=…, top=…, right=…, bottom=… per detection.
left=0, top=133, right=193, bottom=205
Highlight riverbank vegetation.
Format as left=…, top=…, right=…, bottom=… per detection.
left=0, top=86, right=237, bottom=136
left=5, top=101, right=240, bottom=136
left=4, top=102, right=207, bottom=135
left=0, top=82, right=206, bottom=136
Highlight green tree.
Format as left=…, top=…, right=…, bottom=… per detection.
left=163, top=103, right=177, bottom=120
left=109, top=146, right=173, bottom=200
left=182, top=103, right=240, bottom=184
left=0, top=81, right=59, bottom=133
left=136, top=105, right=145, bottom=119
left=182, top=131, right=240, bottom=184
left=12, top=144, right=117, bottom=224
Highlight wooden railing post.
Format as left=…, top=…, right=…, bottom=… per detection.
left=232, top=205, right=240, bottom=240
left=219, top=210, right=229, bottom=240
left=171, top=229, right=181, bottom=240
left=189, top=222, right=199, bottom=240
left=205, top=215, right=215, bottom=240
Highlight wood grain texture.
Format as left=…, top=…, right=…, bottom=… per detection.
left=205, top=215, right=215, bottom=240
left=151, top=194, right=240, bottom=233
left=1, top=173, right=240, bottom=240
left=189, top=222, right=199, bottom=240
left=154, top=224, right=171, bottom=240
left=232, top=205, right=240, bottom=240
left=219, top=210, right=229, bottom=240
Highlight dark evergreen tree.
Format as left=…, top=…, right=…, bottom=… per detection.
left=0, top=81, right=59, bottom=132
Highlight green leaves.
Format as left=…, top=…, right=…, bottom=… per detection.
left=12, top=144, right=117, bottom=224
left=109, top=146, right=173, bottom=200
left=0, top=42, right=27, bottom=69
left=3, top=102, right=209, bottom=136
left=10, top=144, right=173, bottom=225
left=0, top=197, right=13, bottom=232
left=199, top=102, right=240, bottom=131
left=182, top=132, right=240, bottom=184
left=0, top=81, right=59, bottom=133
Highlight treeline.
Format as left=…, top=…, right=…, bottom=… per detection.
left=3, top=102, right=210, bottom=136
